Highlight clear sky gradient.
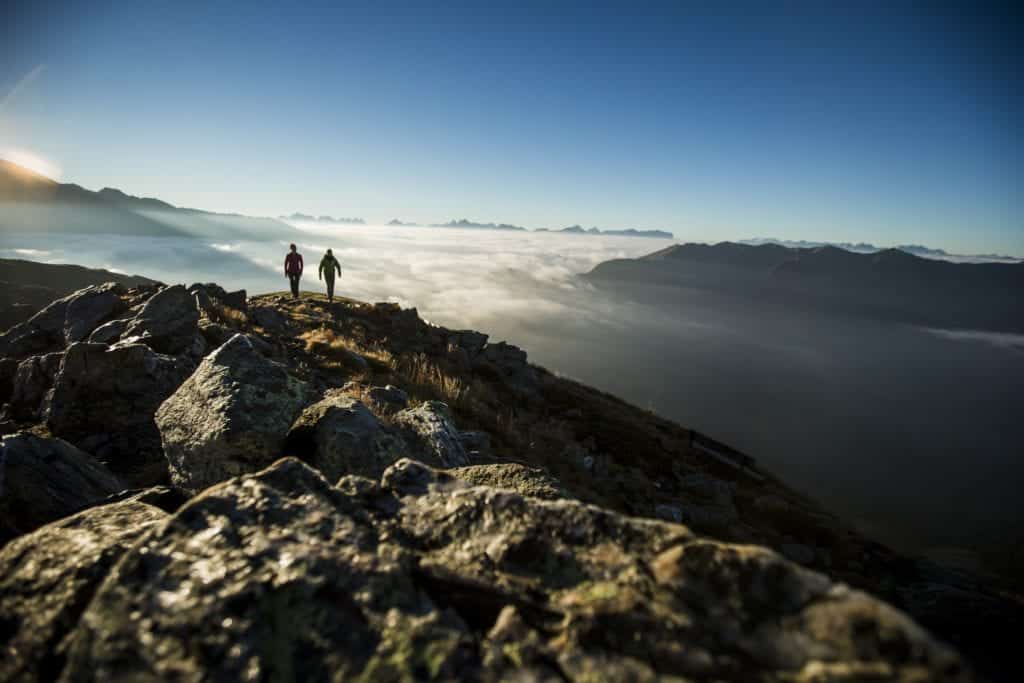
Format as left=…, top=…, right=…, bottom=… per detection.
left=2, top=1, right=1020, bottom=254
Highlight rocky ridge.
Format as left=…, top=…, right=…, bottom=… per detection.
left=0, top=279, right=1019, bottom=681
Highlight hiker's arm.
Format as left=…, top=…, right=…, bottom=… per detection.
left=318, top=261, right=323, bottom=280
left=283, top=256, right=288, bottom=277
left=335, top=261, right=341, bottom=276
left=298, top=255, right=304, bottom=274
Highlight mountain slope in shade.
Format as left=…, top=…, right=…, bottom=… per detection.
left=587, top=241, right=1024, bottom=333
left=0, top=160, right=297, bottom=240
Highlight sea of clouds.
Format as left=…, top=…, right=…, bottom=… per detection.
left=2, top=223, right=1022, bottom=554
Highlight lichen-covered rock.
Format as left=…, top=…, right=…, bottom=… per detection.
left=0, top=500, right=167, bottom=682
left=58, top=458, right=477, bottom=682
left=392, top=400, right=470, bottom=468
left=52, top=458, right=971, bottom=682
left=449, top=462, right=568, bottom=500
left=156, top=334, right=310, bottom=490
left=6, top=350, right=63, bottom=421
left=0, top=283, right=126, bottom=359
left=0, top=433, right=123, bottom=542
left=43, top=342, right=194, bottom=486
left=285, top=393, right=406, bottom=480
left=119, top=284, right=199, bottom=354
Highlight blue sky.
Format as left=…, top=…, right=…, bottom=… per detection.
left=1, top=1, right=1020, bottom=254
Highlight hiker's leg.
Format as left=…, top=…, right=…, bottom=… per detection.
left=326, top=278, right=334, bottom=301
left=290, top=275, right=299, bottom=297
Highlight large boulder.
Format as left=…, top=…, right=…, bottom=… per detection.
left=43, top=342, right=194, bottom=486
left=449, top=462, right=568, bottom=500
left=0, top=433, right=123, bottom=542
left=285, top=393, right=406, bottom=480
left=0, top=500, right=167, bottom=682
left=391, top=400, right=471, bottom=468
left=119, top=284, right=199, bottom=354
left=6, top=350, right=63, bottom=421
left=156, top=334, right=310, bottom=491
left=0, top=283, right=126, bottom=359
left=52, top=457, right=970, bottom=682
left=62, top=283, right=127, bottom=343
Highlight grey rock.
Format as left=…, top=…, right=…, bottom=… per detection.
left=156, top=334, right=310, bottom=491
left=0, top=433, right=122, bottom=541
left=197, top=319, right=234, bottom=348
left=7, top=351, right=63, bottom=421
left=0, top=500, right=166, bottom=682
left=285, top=393, right=406, bottom=480
left=251, top=305, right=287, bottom=331
left=192, top=286, right=216, bottom=317
left=85, top=317, right=130, bottom=344
left=43, top=342, right=194, bottom=486
left=63, top=283, right=126, bottom=343
left=0, top=283, right=126, bottom=359
left=449, top=462, right=568, bottom=500
left=392, top=400, right=470, bottom=468
left=188, top=283, right=245, bottom=310
left=120, top=284, right=199, bottom=354
left=33, top=456, right=971, bottom=682
left=366, top=384, right=409, bottom=411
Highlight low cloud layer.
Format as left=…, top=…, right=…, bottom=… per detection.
left=2, top=224, right=1022, bottom=555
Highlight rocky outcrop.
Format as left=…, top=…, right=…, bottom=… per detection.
left=44, top=458, right=970, bottom=681
left=285, top=393, right=406, bottom=480
left=119, top=284, right=199, bottom=354
left=0, top=283, right=126, bottom=360
left=0, top=433, right=123, bottom=542
left=392, top=400, right=471, bottom=468
left=188, top=282, right=247, bottom=312
left=43, top=342, right=194, bottom=486
left=156, top=334, right=310, bottom=490
left=6, top=350, right=63, bottom=421
left=0, top=500, right=167, bottom=681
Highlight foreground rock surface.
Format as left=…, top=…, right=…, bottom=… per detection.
left=47, top=458, right=969, bottom=682
left=156, top=334, right=310, bottom=490
left=0, top=433, right=123, bottom=542
left=0, top=500, right=167, bottom=682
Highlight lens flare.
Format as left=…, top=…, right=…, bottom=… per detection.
left=0, top=148, right=62, bottom=181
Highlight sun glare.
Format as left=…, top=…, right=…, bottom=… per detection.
left=1, top=148, right=62, bottom=181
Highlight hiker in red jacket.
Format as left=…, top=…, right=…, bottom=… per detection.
left=284, top=243, right=303, bottom=298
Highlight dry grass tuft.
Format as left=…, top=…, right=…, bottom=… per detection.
left=395, top=353, right=471, bottom=408
left=206, top=302, right=249, bottom=327
left=299, top=326, right=394, bottom=364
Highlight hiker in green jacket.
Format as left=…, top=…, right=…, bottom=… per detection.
left=318, top=248, right=342, bottom=302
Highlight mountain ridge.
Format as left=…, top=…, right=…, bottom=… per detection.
left=588, top=241, right=1024, bottom=333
